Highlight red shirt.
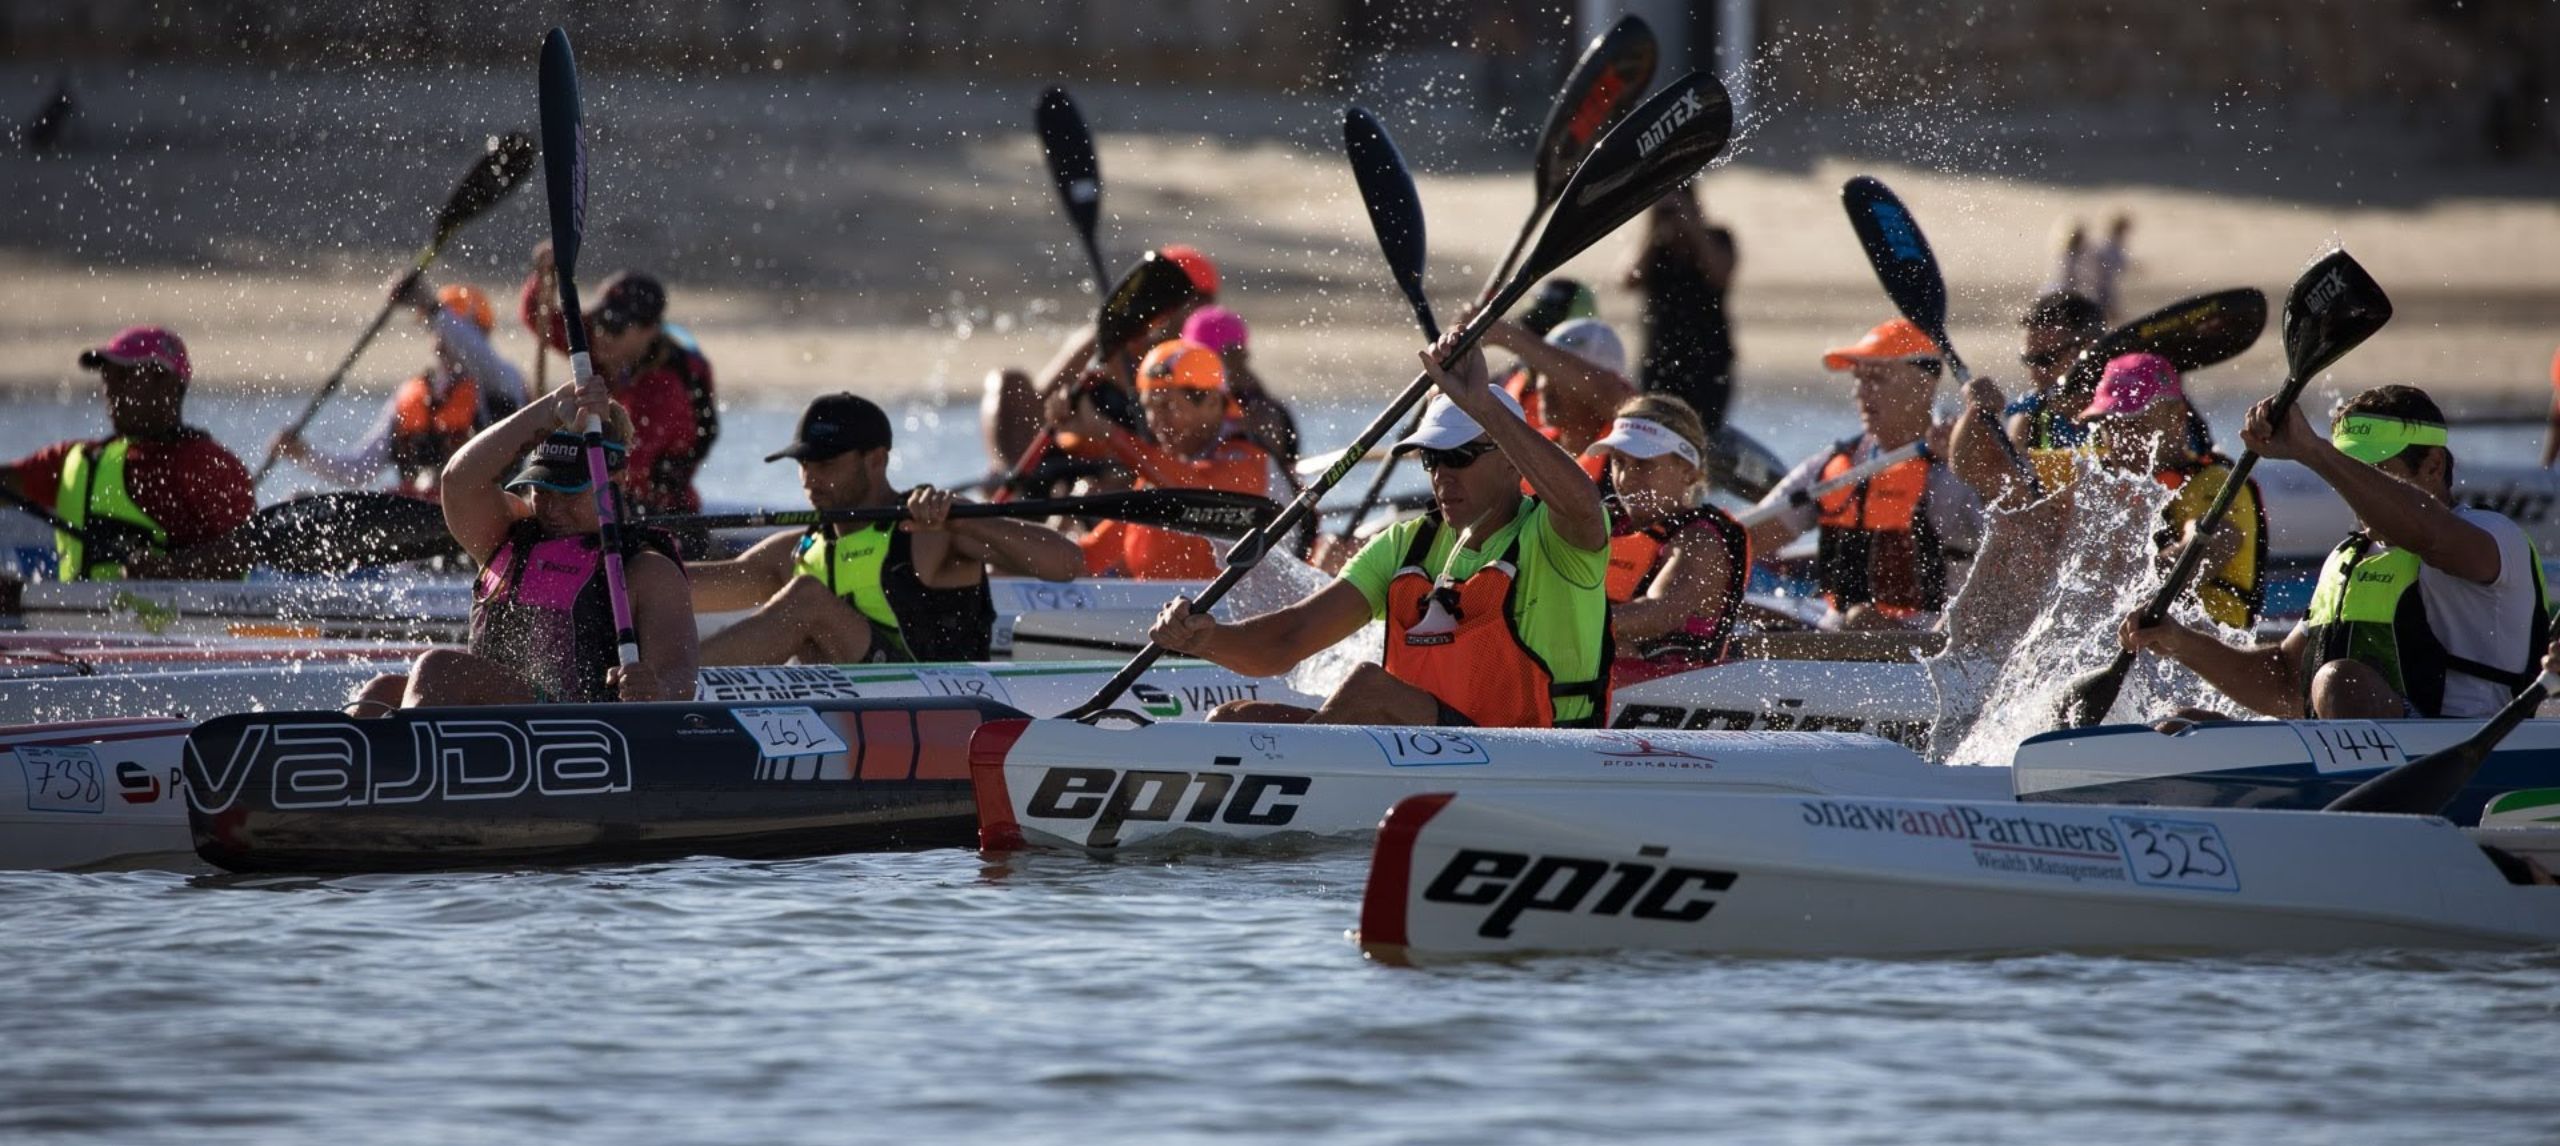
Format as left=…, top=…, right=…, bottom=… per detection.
left=520, top=272, right=711, bottom=514
left=10, top=430, right=254, bottom=548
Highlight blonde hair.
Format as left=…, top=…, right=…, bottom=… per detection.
left=1609, top=393, right=1712, bottom=500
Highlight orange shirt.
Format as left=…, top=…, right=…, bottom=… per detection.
left=1075, top=425, right=1271, bottom=579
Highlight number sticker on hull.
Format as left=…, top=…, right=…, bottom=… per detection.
left=731, top=707, right=851, bottom=760
left=2109, top=815, right=2241, bottom=892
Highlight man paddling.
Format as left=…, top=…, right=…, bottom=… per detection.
left=521, top=250, right=718, bottom=515
left=2000, top=291, right=2106, bottom=450
left=1745, top=318, right=1984, bottom=631
left=1148, top=333, right=1612, bottom=727
left=690, top=394, right=1083, bottom=665
left=270, top=275, right=526, bottom=500
left=2122, top=386, right=2549, bottom=719
left=1058, top=339, right=1274, bottom=579
left=2, top=327, right=253, bottom=580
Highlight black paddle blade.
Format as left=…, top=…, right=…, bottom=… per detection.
left=2280, top=249, right=2393, bottom=387
left=433, top=130, right=538, bottom=239
left=2053, top=649, right=2136, bottom=730
left=1343, top=106, right=1434, bottom=338
left=1096, top=250, right=1202, bottom=353
left=2327, top=679, right=2552, bottom=816
left=1035, top=87, right=1105, bottom=277
left=537, top=27, right=591, bottom=355
left=238, top=492, right=461, bottom=573
left=1118, top=488, right=1280, bottom=540
left=1511, top=71, right=1731, bottom=319
left=1530, top=13, right=1659, bottom=205
left=2060, top=287, right=2268, bottom=397
left=1842, top=175, right=1950, bottom=344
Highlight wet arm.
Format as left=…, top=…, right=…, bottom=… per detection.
left=1175, top=579, right=1373, bottom=678
left=686, top=528, right=799, bottom=611
left=1611, top=538, right=1731, bottom=648
left=442, top=385, right=574, bottom=560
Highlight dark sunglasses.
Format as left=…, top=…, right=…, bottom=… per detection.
left=1418, top=442, right=1498, bottom=472
left=2019, top=349, right=2069, bottom=369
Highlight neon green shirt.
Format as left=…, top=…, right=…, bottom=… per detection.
left=1340, top=497, right=1610, bottom=723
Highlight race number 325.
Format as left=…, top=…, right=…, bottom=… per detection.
left=2109, top=815, right=2241, bottom=892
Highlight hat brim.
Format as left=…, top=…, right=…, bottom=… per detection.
left=765, top=441, right=861, bottom=463
left=78, top=349, right=184, bottom=381
left=507, top=466, right=595, bottom=494
left=1392, top=424, right=1489, bottom=456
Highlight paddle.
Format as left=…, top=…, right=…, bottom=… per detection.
left=538, top=27, right=640, bottom=670
left=662, top=489, right=1280, bottom=542
left=1732, top=442, right=1930, bottom=529
left=2052, top=249, right=2394, bottom=730
left=1328, top=105, right=1440, bottom=549
left=2325, top=672, right=2555, bottom=817
left=1035, top=86, right=1109, bottom=290
left=2057, top=287, right=2269, bottom=398
left=0, top=481, right=99, bottom=550
left=1841, top=176, right=2048, bottom=503
left=1478, top=13, right=1658, bottom=299
left=1060, top=72, right=1735, bottom=724
left=996, top=251, right=1202, bottom=500
left=252, top=131, right=537, bottom=488
left=228, top=491, right=459, bottom=574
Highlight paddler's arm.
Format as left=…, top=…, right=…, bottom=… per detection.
left=905, top=484, right=1082, bottom=584
left=610, top=549, right=699, bottom=702
left=685, top=528, right=800, bottom=611
left=1422, top=337, right=1608, bottom=552
left=2245, top=396, right=2500, bottom=583
left=1609, top=535, right=1731, bottom=650
left=2119, top=614, right=2307, bottom=719
left=441, top=383, right=579, bottom=562
left=1478, top=318, right=1635, bottom=450
left=1950, top=377, right=2031, bottom=506
left=1149, top=580, right=1373, bottom=678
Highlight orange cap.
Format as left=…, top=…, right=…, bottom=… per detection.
left=1138, top=339, right=1227, bottom=393
left=1160, top=244, right=1219, bottom=299
left=2549, top=344, right=2560, bottom=389
left=438, top=285, right=496, bottom=333
left=1820, top=318, right=1940, bottom=372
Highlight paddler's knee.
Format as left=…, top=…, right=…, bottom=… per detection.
left=1208, top=700, right=1315, bottom=723
left=2308, top=658, right=2409, bottom=720
left=346, top=673, right=408, bottom=718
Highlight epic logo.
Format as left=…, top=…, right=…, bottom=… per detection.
left=1421, top=847, right=1737, bottom=939
left=1023, top=760, right=1310, bottom=848
left=186, top=718, right=632, bottom=814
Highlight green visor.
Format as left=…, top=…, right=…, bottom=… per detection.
left=2331, top=414, right=2447, bottom=465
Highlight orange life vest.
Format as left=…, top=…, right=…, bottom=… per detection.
left=1605, top=504, right=1750, bottom=667
left=1813, top=438, right=1946, bottom=615
left=1382, top=512, right=1609, bottom=729
left=388, top=375, right=482, bottom=497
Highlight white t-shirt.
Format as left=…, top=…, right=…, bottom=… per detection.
left=2410, top=506, right=2544, bottom=718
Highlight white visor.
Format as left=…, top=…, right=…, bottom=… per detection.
left=1588, top=416, right=1700, bottom=468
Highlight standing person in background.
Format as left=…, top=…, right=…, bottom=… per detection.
left=2002, top=291, right=2108, bottom=451
left=1055, top=339, right=1272, bottom=580
left=2046, top=212, right=2133, bottom=321
left=2, top=327, right=252, bottom=581
left=271, top=274, right=526, bottom=500
left=1621, top=184, right=1738, bottom=432
left=520, top=246, right=718, bottom=515
left=2541, top=345, right=2560, bottom=469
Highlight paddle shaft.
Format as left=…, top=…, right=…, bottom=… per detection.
left=0, top=480, right=98, bottom=547
left=1733, top=441, right=1929, bottom=529
left=655, top=490, right=1273, bottom=539
left=251, top=237, right=452, bottom=487
left=2327, top=671, right=2556, bottom=816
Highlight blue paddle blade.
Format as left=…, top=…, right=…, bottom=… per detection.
left=1840, top=175, right=1948, bottom=342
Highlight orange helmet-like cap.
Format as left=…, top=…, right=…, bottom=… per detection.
left=2549, top=344, right=2560, bottom=389
left=1138, top=339, right=1227, bottom=393
left=438, top=285, right=496, bottom=333
left=1160, top=243, right=1219, bottom=300
left=1820, top=317, right=1940, bottom=372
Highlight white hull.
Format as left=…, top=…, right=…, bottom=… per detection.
left=971, top=720, right=2005, bottom=852
left=2013, top=718, right=2560, bottom=825
left=1358, top=789, right=2560, bottom=961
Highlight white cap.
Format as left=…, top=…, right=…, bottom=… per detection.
left=1392, top=385, right=1529, bottom=454
left=1588, top=416, right=1701, bottom=468
left=1546, top=318, right=1627, bottom=376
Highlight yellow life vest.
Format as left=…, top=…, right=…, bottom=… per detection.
left=793, top=523, right=909, bottom=658
left=55, top=439, right=168, bottom=581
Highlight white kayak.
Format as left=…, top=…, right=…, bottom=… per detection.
left=2013, top=717, right=2560, bottom=826
left=970, top=719, right=2006, bottom=852
left=0, top=658, right=1315, bottom=871
left=1356, top=788, right=2560, bottom=962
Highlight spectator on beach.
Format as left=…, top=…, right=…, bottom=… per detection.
left=1621, top=184, right=1738, bottom=432
left=2045, top=213, right=2131, bottom=321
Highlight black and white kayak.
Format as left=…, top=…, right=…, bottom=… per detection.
left=1356, top=788, right=2560, bottom=962
left=970, top=719, right=2006, bottom=853
left=2014, top=718, right=2560, bottom=826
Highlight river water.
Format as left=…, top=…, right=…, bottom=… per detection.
left=6, top=393, right=2560, bottom=1143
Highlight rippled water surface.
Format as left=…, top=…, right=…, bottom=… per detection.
left=6, top=848, right=2559, bottom=1145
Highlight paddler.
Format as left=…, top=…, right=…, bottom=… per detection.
left=690, top=393, right=1082, bottom=665
left=1586, top=394, right=1748, bottom=677
left=349, top=382, right=697, bottom=711
left=2121, top=385, right=2549, bottom=720
left=2000, top=291, right=2106, bottom=450
left=1057, top=339, right=1273, bottom=580
left=269, top=274, right=526, bottom=500
left=1149, top=332, right=1612, bottom=727
left=1744, top=318, right=1984, bottom=631
left=1954, top=353, right=2266, bottom=630
left=1181, top=305, right=1299, bottom=484
left=1, top=326, right=253, bottom=580
left=521, top=249, right=718, bottom=515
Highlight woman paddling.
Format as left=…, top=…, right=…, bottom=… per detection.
left=1585, top=394, right=1748, bottom=683
left=349, top=382, right=697, bottom=712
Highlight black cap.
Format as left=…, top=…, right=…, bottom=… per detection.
left=509, top=431, right=627, bottom=493
left=766, top=393, right=893, bottom=463
left=593, top=272, right=667, bottom=331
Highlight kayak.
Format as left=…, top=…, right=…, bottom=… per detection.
left=0, top=717, right=203, bottom=870
left=1355, top=788, right=2560, bottom=962
left=970, top=719, right=2007, bottom=853
left=2014, top=718, right=2560, bottom=826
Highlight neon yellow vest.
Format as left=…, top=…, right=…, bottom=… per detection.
left=55, top=439, right=168, bottom=582
left=2301, top=533, right=2551, bottom=717
left=793, top=524, right=909, bottom=656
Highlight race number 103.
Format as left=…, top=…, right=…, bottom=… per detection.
left=1367, top=728, right=1490, bottom=767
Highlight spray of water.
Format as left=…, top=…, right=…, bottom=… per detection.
left=1222, top=547, right=1379, bottom=700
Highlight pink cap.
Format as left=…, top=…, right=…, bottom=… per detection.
left=78, top=325, right=191, bottom=384
left=2079, top=352, right=2181, bottom=420
left=1182, top=305, right=1249, bottom=354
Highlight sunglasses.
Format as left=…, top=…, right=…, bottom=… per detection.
left=1141, top=387, right=1221, bottom=406
left=2020, top=349, right=2071, bottom=370
left=592, top=311, right=634, bottom=336
left=1418, top=442, right=1498, bottom=472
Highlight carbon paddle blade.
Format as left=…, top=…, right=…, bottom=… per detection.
left=2280, top=249, right=2393, bottom=385
left=1095, top=250, right=1201, bottom=352
left=1343, top=106, right=1435, bottom=339
left=2053, top=650, right=2137, bottom=730
left=433, top=130, right=538, bottom=240
left=1841, top=175, right=1950, bottom=348
left=1035, top=86, right=1106, bottom=286
left=1509, top=71, right=1731, bottom=319
left=2327, top=678, right=2553, bottom=816
left=1530, top=14, right=1659, bottom=206
left=238, top=491, right=462, bottom=573
left=537, top=26, right=591, bottom=353
left=2061, top=287, right=2268, bottom=396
